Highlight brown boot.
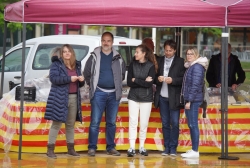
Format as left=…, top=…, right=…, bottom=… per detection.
left=67, top=143, right=80, bottom=157
left=47, top=144, right=57, bottom=159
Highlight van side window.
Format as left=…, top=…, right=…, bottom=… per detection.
left=113, top=46, right=137, bottom=66
left=33, top=44, right=89, bottom=70
left=0, top=48, right=30, bottom=72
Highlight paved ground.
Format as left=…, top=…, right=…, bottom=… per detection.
left=1, top=150, right=250, bottom=168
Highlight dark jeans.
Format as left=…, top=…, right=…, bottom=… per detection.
left=159, top=96, right=180, bottom=154
left=185, top=101, right=202, bottom=151
left=88, top=88, right=120, bottom=151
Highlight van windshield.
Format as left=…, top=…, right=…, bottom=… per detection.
left=0, top=48, right=30, bottom=72
left=33, top=44, right=89, bottom=70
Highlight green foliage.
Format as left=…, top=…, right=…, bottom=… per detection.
left=199, top=28, right=222, bottom=36
left=104, top=26, right=115, bottom=31
left=183, top=27, right=222, bottom=37
left=240, top=62, right=250, bottom=85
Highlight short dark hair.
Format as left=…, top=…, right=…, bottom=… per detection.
left=102, top=32, right=114, bottom=41
left=164, top=39, right=177, bottom=50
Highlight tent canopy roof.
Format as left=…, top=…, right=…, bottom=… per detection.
left=5, top=0, right=226, bottom=27
left=4, top=0, right=250, bottom=27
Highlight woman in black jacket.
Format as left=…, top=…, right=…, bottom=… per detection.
left=126, top=44, right=157, bottom=157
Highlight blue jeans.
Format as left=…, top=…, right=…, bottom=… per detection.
left=185, top=101, right=202, bottom=151
left=159, top=96, right=180, bottom=154
left=88, top=88, right=120, bottom=151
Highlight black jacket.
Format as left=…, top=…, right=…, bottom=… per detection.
left=154, top=56, right=185, bottom=110
left=127, top=60, right=155, bottom=102
left=206, top=53, right=245, bottom=87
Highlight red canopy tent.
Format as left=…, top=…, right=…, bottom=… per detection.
left=4, top=0, right=226, bottom=27
left=227, top=0, right=250, bottom=27
left=203, top=0, right=250, bottom=27
left=6, top=0, right=250, bottom=27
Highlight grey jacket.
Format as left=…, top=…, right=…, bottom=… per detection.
left=83, top=46, right=126, bottom=100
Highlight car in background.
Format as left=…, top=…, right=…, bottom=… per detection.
left=0, top=35, right=141, bottom=94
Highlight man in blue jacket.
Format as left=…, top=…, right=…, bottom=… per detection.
left=83, top=32, right=126, bottom=156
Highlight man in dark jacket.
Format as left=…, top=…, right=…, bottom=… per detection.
left=83, top=32, right=126, bottom=157
left=206, top=43, right=245, bottom=91
left=154, top=40, right=186, bottom=156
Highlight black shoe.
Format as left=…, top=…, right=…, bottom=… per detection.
left=127, top=148, right=136, bottom=157
left=139, top=147, right=148, bottom=156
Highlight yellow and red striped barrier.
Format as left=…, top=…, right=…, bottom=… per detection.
left=0, top=101, right=249, bottom=153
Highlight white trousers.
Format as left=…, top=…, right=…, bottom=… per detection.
left=128, top=100, right=152, bottom=149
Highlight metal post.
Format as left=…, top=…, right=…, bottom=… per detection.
left=218, top=27, right=238, bottom=160
left=18, top=23, right=26, bottom=160
left=175, top=27, right=181, bottom=57
left=0, top=21, right=8, bottom=99
left=152, top=28, right=157, bottom=52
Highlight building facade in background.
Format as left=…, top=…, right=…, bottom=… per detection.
left=1, top=25, right=250, bottom=61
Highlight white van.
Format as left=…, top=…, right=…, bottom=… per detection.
left=0, top=35, right=141, bottom=94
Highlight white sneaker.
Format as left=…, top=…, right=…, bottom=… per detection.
left=182, top=158, right=199, bottom=165
left=181, top=150, right=199, bottom=158
left=180, top=150, right=192, bottom=157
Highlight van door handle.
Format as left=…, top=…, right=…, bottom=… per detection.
left=14, top=76, right=21, bottom=79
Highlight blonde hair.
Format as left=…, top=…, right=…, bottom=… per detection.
left=186, top=47, right=200, bottom=61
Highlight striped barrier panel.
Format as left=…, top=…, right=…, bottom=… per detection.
left=0, top=101, right=249, bottom=153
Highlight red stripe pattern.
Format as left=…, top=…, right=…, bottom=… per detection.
left=0, top=101, right=250, bottom=153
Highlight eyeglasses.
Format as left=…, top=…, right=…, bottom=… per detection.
left=186, top=53, right=194, bottom=56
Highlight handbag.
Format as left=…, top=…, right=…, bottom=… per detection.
left=200, top=81, right=209, bottom=118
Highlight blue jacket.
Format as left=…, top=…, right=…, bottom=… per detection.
left=44, top=57, right=84, bottom=123
left=182, top=62, right=205, bottom=102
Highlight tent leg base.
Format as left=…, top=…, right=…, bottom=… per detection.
left=218, top=156, right=239, bottom=160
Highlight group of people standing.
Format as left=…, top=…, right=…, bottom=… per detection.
left=44, top=31, right=245, bottom=159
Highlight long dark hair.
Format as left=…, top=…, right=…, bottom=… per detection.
left=136, top=44, right=158, bottom=73
left=61, top=44, right=76, bottom=70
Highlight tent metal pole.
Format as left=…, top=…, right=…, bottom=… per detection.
left=0, top=21, right=8, bottom=99
left=224, top=27, right=229, bottom=157
left=18, top=23, right=26, bottom=160
left=220, top=27, right=226, bottom=159
left=218, top=26, right=238, bottom=160
left=175, top=27, right=181, bottom=57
